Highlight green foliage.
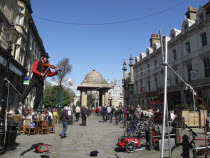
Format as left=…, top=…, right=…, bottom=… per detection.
left=176, top=104, right=190, bottom=110
left=198, top=104, right=206, bottom=110
left=44, top=82, right=75, bottom=108
left=87, top=93, right=94, bottom=107
left=141, top=105, right=147, bottom=110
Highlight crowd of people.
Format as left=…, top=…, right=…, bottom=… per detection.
left=7, top=106, right=59, bottom=131
left=70, top=104, right=155, bottom=123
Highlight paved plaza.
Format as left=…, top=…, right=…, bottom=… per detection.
left=2, top=115, right=202, bottom=158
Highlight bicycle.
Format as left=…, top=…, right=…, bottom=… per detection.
left=124, top=119, right=149, bottom=138
left=171, top=124, right=210, bottom=158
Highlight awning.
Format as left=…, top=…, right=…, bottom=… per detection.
left=151, top=92, right=179, bottom=105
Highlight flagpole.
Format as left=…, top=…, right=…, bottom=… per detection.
left=160, top=36, right=169, bottom=158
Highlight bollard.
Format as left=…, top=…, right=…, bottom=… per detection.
left=206, top=117, right=210, bottom=132
left=5, top=120, right=18, bottom=151
left=116, top=115, right=118, bottom=125
left=175, top=127, right=180, bottom=145
left=182, top=135, right=190, bottom=158
left=148, top=125, right=153, bottom=150
left=0, top=119, right=6, bottom=155
left=123, top=117, right=126, bottom=128
left=68, top=115, right=73, bottom=125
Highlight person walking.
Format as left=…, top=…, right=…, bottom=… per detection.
left=75, top=105, right=81, bottom=122
left=135, top=105, right=142, bottom=120
left=59, top=106, right=69, bottom=138
left=81, top=106, right=88, bottom=126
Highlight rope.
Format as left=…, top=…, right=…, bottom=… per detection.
left=4, top=78, right=22, bottom=96
left=167, top=64, right=197, bottom=124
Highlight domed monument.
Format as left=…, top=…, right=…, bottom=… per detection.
left=77, top=70, right=112, bottom=107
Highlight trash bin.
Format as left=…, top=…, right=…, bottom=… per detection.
left=206, top=117, right=210, bottom=132
left=5, top=120, right=18, bottom=151
left=68, top=116, right=73, bottom=125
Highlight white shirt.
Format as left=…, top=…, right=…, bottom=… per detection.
left=107, top=107, right=112, bottom=113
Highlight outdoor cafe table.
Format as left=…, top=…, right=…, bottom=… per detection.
left=33, top=120, right=43, bottom=134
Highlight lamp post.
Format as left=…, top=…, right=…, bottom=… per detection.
left=0, top=25, right=19, bottom=155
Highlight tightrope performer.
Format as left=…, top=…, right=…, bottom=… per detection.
left=19, top=53, right=61, bottom=110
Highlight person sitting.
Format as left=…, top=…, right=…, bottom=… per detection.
left=32, top=112, right=39, bottom=121
left=39, top=111, right=46, bottom=120
left=45, top=112, right=52, bottom=126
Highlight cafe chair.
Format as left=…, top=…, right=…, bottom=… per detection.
left=23, top=119, right=35, bottom=135
left=49, top=119, right=56, bottom=133
left=39, top=120, right=49, bottom=135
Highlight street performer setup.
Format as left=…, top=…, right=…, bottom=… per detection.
left=19, top=53, right=61, bottom=110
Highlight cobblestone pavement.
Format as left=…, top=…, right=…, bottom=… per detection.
left=1, top=115, right=206, bottom=158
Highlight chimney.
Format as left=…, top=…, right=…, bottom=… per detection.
left=150, top=34, right=160, bottom=47
left=185, top=6, right=197, bottom=21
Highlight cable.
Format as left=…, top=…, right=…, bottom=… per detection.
left=33, top=2, right=185, bottom=26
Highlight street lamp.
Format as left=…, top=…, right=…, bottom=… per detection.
left=0, top=24, right=19, bottom=155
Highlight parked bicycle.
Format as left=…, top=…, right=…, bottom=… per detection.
left=171, top=124, right=210, bottom=158
left=124, top=119, right=149, bottom=138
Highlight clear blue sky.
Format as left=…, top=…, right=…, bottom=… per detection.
left=31, top=0, right=207, bottom=95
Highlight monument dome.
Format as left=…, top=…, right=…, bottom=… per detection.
left=84, top=70, right=103, bottom=83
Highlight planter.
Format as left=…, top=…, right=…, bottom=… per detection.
left=199, top=110, right=207, bottom=127
left=176, top=109, right=207, bottom=127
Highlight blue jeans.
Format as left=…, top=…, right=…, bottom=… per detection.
left=61, top=122, right=68, bottom=136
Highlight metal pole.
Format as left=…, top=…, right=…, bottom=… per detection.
left=160, top=36, right=168, bottom=158
left=0, top=45, right=12, bottom=155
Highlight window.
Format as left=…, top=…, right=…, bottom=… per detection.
left=148, top=80, right=150, bottom=91
left=173, top=49, right=177, bottom=60
left=154, top=60, right=157, bottom=69
left=203, top=58, right=210, bottom=77
left=135, top=70, right=138, bottom=79
left=140, top=80, right=143, bottom=92
left=175, top=76, right=178, bottom=84
left=155, top=78, right=158, bottom=89
left=187, top=64, right=192, bottom=81
left=185, top=42, right=191, bottom=53
left=201, top=32, right=207, bottom=47
left=199, top=13, right=204, bottom=22
left=148, top=64, right=150, bottom=72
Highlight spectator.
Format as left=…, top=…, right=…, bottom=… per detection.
left=45, top=111, right=52, bottom=126
left=170, top=110, right=176, bottom=122
left=81, top=106, right=88, bottom=126
left=59, top=106, right=69, bottom=138
left=135, top=105, right=142, bottom=120
left=129, top=106, right=135, bottom=120
left=106, top=105, right=112, bottom=122
left=75, top=105, right=81, bottom=122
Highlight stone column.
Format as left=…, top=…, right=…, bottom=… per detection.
left=101, top=90, right=105, bottom=106
left=104, top=91, right=108, bottom=105
left=129, top=56, right=134, bottom=85
left=81, top=89, right=87, bottom=107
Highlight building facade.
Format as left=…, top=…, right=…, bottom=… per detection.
left=123, top=2, right=210, bottom=110
left=0, top=0, right=47, bottom=109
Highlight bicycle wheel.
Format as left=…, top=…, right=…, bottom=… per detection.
left=126, top=142, right=136, bottom=153
left=171, top=143, right=194, bottom=158
left=171, top=143, right=183, bottom=158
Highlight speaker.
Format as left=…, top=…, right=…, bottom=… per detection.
left=35, top=144, right=49, bottom=153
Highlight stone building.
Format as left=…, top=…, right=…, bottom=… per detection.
left=108, top=80, right=124, bottom=108
left=77, top=70, right=112, bottom=107
left=123, top=2, right=210, bottom=110
left=0, top=0, right=48, bottom=108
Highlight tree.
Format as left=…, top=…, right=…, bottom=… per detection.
left=44, top=82, right=75, bottom=107
left=52, top=57, right=72, bottom=88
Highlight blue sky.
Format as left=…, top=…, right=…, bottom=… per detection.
left=30, top=0, right=208, bottom=95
